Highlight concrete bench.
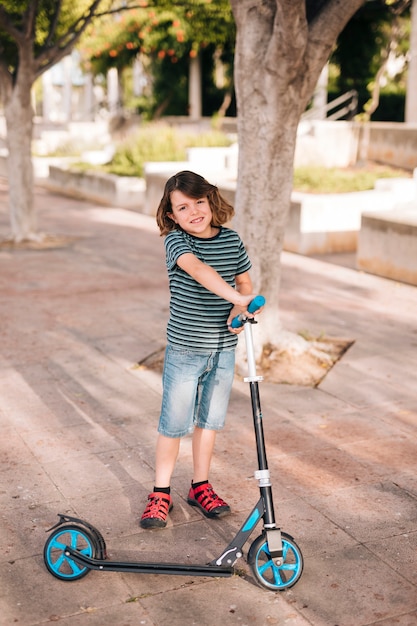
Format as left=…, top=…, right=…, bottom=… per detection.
left=45, top=165, right=145, bottom=210
left=357, top=206, right=417, bottom=285
left=144, top=166, right=416, bottom=256
left=3, top=145, right=416, bottom=269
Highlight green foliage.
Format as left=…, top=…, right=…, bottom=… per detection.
left=1, top=1, right=80, bottom=66
left=293, top=164, right=410, bottom=193
left=0, top=1, right=141, bottom=80
left=81, top=3, right=234, bottom=74
left=332, top=4, right=388, bottom=94
left=0, top=1, right=27, bottom=68
left=327, top=85, right=406, bottom=122
left=330, top=0, right=411, bottom=119
left=79, top=1, right=235, bottom=117
left=104, top=125, right=187, bottom=176
left=370, top=88, right=405, bottom=121
left=100, top=124, right=233, bottom=176
left=81, top=1, right=410, bottom=121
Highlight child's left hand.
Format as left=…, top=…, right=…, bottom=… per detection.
left=227, top=298, right=263, bottom=334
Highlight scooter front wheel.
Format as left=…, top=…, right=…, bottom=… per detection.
left=248, top=531, right=303, bottom=591
left=44, top=524, right=97, bottom=581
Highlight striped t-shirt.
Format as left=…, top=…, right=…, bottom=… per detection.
left=165, top=226, right=252, bottom=351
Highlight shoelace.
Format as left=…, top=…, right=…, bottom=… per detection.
left=142, top=495, right=170, bottom=518
left=195, top=485, right=227, bottom=511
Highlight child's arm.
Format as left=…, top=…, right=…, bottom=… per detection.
left=227, top=272, right=255, bottom=326
left=235, top=270, right=253, bottom=296
left=176, top=252, right=256, bottom=309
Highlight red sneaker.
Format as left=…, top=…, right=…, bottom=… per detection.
left=140, top=492, right=173, bottom=529
left=187, top=482, right=230, bottom=518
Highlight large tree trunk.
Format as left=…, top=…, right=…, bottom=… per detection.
left=231, top=0, right=366, bottom=351
left=3, top=61, right=36, bottom=242
left=0, top=1, right=105, bottom=242
left=231, top=1, right=317, bottom=348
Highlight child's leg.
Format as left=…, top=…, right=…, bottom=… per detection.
left=140, top=434, right=180, bottom=529
left=188, top=427, right=230, bottom=519
left=155, top=433, right=181, bottom=487
left=191, top=427, right=216, bottom=483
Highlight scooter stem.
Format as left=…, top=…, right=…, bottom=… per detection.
left=243, top=321, right=263, bottom=382
left=242, top=317, right=278, bottom=529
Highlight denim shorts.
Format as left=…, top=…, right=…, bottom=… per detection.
left=158, top=345, right=236, bottom=438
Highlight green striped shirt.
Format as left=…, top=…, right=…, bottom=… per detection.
left=165, top=227, right=252, bottom=351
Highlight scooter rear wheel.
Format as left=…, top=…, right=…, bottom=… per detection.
left=248, top=531, right=303, bottom=590
left=44, top=524, right=97, bottom=581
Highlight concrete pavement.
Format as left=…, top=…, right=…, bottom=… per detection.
left=0, top=179, right=416, bottom=625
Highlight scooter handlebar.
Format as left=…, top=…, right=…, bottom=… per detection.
left=230, top=295, right=265, bottom=328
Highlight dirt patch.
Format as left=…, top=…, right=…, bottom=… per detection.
left=136, top=337, right=354, bottom=387
left=258, top=337, right=354, bottom=386
left=136, top=349, right=166, bottom=373
left=0, top=235, right=78, bottom=251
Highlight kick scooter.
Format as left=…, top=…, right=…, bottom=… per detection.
left=43, top=296, right=304, bottom=591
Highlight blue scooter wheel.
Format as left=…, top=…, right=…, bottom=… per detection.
left=248, top=531, right=303, bottom=590
left=43, top=524, right=97, bottom=581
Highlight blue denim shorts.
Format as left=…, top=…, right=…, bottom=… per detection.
left=158, top=345, right=236, bottom=438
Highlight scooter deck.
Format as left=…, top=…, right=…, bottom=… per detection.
left=64, top=546, right=234, bottom=577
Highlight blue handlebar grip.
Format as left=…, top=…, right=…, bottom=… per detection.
left=247, top=295, right=265, bottom=313
left=230, top=295, right=265, bottom=328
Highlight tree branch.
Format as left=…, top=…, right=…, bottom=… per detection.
left=303, top=0, right=367, bottom=99
left=44, top=0, right=64, bottom=48
left=0, top=5, right=26, bottom=44
left=35, top=0, right=106, bottom=75
left=34, top=1, right=147, bottom=77
left=22, top=0, right=41, bottom=40
left=273, top=0, right=308, bottom=63
left=309, top=0, right=366, bottom=52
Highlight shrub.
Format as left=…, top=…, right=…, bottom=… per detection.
left=293, top=164, right=410, bottom=193
left=103, top=124, right=233, bottom=177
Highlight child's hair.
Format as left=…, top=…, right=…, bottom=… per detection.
left=156, top=170, right=235, bottom=236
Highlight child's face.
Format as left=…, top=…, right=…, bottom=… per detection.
left=168, top=190, right=215, bottom=238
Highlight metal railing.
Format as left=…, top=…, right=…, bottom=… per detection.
left=301, top=90, right=358, bottom=122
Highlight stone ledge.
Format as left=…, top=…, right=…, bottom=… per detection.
left=144, top=168, right=416, bottom=256
left=45, top=164, right=145, bottom=209
left=285, top=182, right=415, bottom=255
left=2, top=149, right=417, bottom=287
left=357, top=206, right=417, bottom=285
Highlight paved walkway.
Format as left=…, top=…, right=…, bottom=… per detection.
left=0, top=180, right=416, bottom=626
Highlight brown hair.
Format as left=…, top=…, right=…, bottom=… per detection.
left=156, top=170, right=235, bottom=236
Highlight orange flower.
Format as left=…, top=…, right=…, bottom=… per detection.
left=158, top=50, right=166, bottom=59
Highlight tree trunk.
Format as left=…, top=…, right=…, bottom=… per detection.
left=231, top=0, right=366, bottom=351
left=231, top=2, right=313, bottom=347
left=188, top=53, right=202, bottom=120
left=3, top=63, right=36, bottom=242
